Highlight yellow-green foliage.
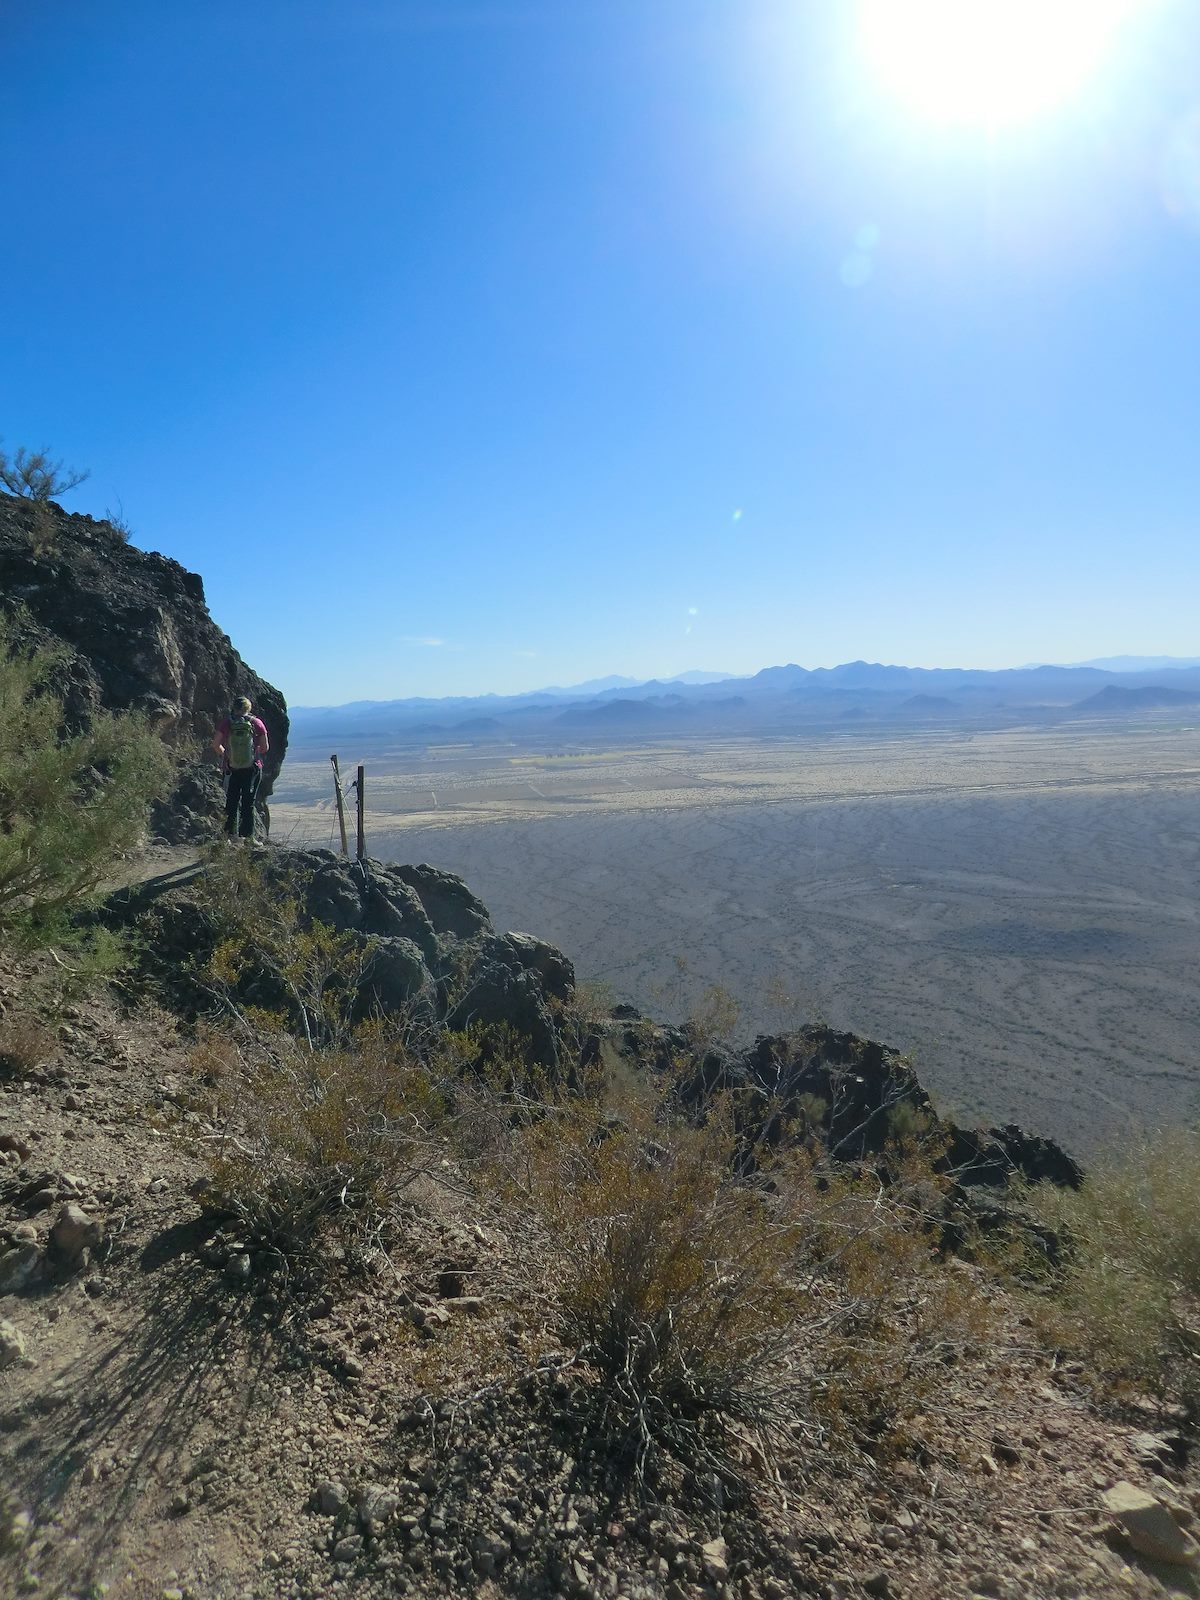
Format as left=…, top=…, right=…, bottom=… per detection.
left=779, top=1139, right=990, bottom=1450
left=204, top=1026, right=445, bottom=1277
left=1031, top=1130, right=1200, bottom=1402
left=686, top=982, right=740, bottom=1047
left=885, top=1098, right=935, bottom=1144
left=0, top=610, right=172, bottom=937
left=196, top=847, right=374, bottom=1049
left=509, top=1099, right=805, bottom=1483
left=499, top=1083, right=988, bottom=1483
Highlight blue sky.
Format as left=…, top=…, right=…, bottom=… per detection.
left=3, top=0, right=1199, bottom=703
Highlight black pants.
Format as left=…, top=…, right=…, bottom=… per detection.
left=225, top=767, right=261, bottom=838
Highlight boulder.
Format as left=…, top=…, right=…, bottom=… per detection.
left=51, top=1202, right=104, bottom=1265
left=446, top=932, right=563, bottom=1070
left=0, top=1243, right=42, bottom=1294
left=504, top=932, right=575, bottom=1004
left=1102, top=1481, right=1200, bottom=1566
left=389, top=863, right=492, bottom=940
left=116, top=847, right=575, bottom=1074
left=0, top=1318, right=30, bottom=1367
left=274, top=854, right=439, bottom=964
left=150, top=761, right=225, bottom=844
left=946, top=1123, right=1083, bottom=1190
left=365, top=937, right=434, bottom=1013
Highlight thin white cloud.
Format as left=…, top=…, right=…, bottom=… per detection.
left=401, top=635, right=446, bottom=647
left=514, top=649, right=538, bottom=658
left=687, top=606, right=699, bottom=616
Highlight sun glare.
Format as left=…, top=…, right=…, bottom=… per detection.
left=860, top=0, right=1148, bottom=128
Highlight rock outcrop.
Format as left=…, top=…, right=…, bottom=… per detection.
left=118, top=849, right=576, bottom=1072
left=602, top=1016, right=1081, bottom=1210
left=0, top=491, right=288, bottom=835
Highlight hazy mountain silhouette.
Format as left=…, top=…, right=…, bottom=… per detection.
left=289, top=657, right=1200, bottom=746
left=1073, top=684, right=1200, bottom=712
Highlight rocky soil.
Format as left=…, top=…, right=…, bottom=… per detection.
left=2, top=853, right=1200, bottom=1600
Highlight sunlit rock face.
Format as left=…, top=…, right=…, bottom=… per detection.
left=0, top=490, right=289, bottom=828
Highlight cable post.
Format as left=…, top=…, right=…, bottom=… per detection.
left=330, top=755, right=350, bottom=857
left=356, top=764, right=366, bottom=862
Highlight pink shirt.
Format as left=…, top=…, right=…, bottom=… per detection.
left=216, top=715, right=269, bottom=775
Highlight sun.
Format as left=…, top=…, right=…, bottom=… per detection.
left=859, top=0, right=1148, bottom=128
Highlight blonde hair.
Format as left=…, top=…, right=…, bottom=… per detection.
left=234, top=696, right=252, bottom=714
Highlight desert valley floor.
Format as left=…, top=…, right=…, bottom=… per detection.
left=271, top=723, right=1200, bottom=1153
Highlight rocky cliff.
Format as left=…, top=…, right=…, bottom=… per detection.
left=0, top=491, right=288, bottom=834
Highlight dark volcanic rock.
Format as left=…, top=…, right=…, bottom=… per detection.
left=388, top=863, right=492, bottom=940
left=118, top=850, right=574, bottom=1071
left=0, top=491, right=289, bottom=826
left=945, top=1123, right=1083, bottom=1189
left=366, top=936, right=435, bottom=1013
left=503, top=932, right=575, bottom=1004
left=611, top=1020, right=1080, bottom=1211
left=445, top=931, right=568, bottom=1068
left=149, top=762, right=226, bottom=845
left=298, top=853, right=439, bottom=963
left=672, top=1026, right=936, bottom=1160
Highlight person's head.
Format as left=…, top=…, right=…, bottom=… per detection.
left=233, top=696, right=252, bottom=716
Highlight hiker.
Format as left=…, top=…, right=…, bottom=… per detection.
left=212, top=696, right=270, bottom=840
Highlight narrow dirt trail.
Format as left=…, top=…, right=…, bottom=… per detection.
left=99, top=844, right=206, bottom=899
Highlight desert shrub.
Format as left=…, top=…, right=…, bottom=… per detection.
left=203, top=1027, right=446, bottom=1282
left=782, top=1141, right=992, bottom=1451
left=0, top=611, right=172, bottom=941
left=795, top=1091, right=829, bottom=1128
left=886, top=1098, right=934, bottom=1143
left=0, top=1015, right=55, bottom=1079
left=686, top=981, right=740, bottom=1046
left=194, top=847, right=375, bottom=1050
left=0, top=441, right=88, bottom=501
left=185, top=1022, right=244, bottom=1087
left=488, top=1041, right=997, bottom=1489
left=571, top=978, right=617, bottom=1022
left=1029, top=1130, right=1200, bottom=1404
left=502, top=1095, right=808, bottom=1492
left=102, top=499, right=134, bottom=541
left=432, top=1020, right=595, bottom=1167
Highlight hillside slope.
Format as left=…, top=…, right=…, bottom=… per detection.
left=0, top=848, right=1196, bottom=1600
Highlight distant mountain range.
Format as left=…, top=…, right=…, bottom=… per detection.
left=290, top=658, right=1200, bottom=747
left=1063, top=655, right=1200, bottom=672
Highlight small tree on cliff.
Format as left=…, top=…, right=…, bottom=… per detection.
left=0, top=441, right=89, bottom=502
left=0, top=610, right=172, bottom=939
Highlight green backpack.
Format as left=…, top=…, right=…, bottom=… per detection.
left=227, top=716, right=256, bottom=770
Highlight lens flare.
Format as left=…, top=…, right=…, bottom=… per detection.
left=860, top=0, right=1148, bottom=128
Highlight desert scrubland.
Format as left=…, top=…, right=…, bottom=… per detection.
left=272, top=723, right=1200, bottom=1152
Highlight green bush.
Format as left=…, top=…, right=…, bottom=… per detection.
left=193, top=846, right=376, bottom=1050
left=0, top=611, right=172, bottom=940
left=1030, top=1130, right=1200, bottom=1402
